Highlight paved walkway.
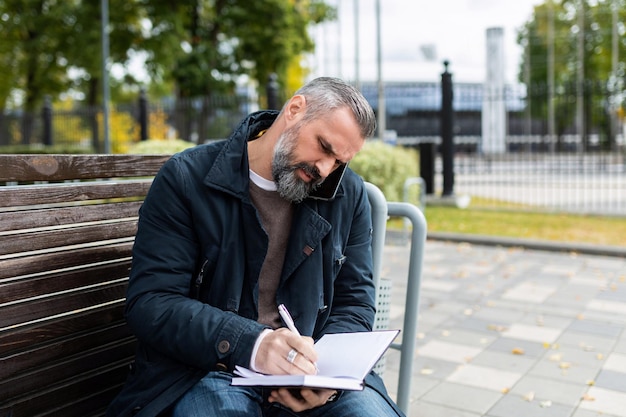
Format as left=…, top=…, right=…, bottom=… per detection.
left=381, top=239, right=626, bottom=417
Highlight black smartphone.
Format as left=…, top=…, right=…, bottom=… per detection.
left=308, top=163, right=347, bottom=201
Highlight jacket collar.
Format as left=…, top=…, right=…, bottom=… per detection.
left=203, top=110, right=279, bottom=200
left=203, top=109, right=346, bottom=202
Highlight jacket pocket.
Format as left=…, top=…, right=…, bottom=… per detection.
left=190, top=246, right=219, bottom=300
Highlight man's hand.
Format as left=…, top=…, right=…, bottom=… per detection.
left=254, top=328, right=318, bottom=375
left=268, top=388, right=338, bottom=412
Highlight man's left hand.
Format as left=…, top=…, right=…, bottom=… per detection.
left=268, top=388, right=337, bottom=412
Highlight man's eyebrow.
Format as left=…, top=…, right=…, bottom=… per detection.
left=318, top=136, right=347, bottom=164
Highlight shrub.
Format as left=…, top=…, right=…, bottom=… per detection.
left=126, top=138, right=196, bottom=154
left=350, top=140, right=419, bottom=203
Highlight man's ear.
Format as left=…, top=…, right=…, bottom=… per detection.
left=285, top=95, right=306, bottom=122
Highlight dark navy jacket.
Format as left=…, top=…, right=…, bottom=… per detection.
left=107, top=111, right=400, bottom=416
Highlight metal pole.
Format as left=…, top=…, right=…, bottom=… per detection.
left=576, top=0, right=585, bottom=153
left=101, top=0, right=111, bottom=154
left=441, top=61, right=454, bottom=196
left=611, top=0, right=619, bottom=150
left=375, top=0, right=385, bottom=140
left=547, top=0, right=556, bottom=152
left=354, top=0, right=360, bottom=90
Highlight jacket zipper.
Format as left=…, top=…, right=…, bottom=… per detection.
left=191, top=259, right=209, bottom=300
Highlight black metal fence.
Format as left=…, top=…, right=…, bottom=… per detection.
left=2, top=80, right=624, bottom=215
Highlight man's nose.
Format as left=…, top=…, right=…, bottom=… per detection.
left=316, top=158, right=336, bottom=179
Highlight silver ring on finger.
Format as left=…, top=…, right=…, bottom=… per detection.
left=286, top=348, right=298, bottom=364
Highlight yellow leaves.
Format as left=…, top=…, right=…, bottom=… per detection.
left=487, top=324, right=508, bottom=332
left=512, top=347, right=525, bottom=355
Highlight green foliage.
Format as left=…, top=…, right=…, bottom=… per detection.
left=0, top=144, right=93, bottom=154
left=517, top=0, right=626, bottom=143
left=349, top=141, right=419, bottom=202
left=126, top=138, right=195, bottom=154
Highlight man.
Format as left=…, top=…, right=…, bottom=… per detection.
left=107, top=77, right=404, bottom=417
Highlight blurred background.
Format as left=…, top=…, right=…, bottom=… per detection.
left=1, top=0, right=625, bottom=222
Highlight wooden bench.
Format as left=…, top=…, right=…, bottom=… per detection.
left=0, top=154, right=170, bottom=417
left=0, top=154, right=425, bottom=417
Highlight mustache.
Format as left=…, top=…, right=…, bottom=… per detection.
left=294, top=163, right=322, bottom=182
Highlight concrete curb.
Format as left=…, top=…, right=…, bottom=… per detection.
left=386, top=230, right=626, bottom=258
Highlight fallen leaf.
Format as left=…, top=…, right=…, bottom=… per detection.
left=501, top=387, right=510, bottom=394
left=512, top=348, right=525, bottom=355
left=522, top=391, right=535, bottom=402
left=487, top=324, right=508, bottom=332
left=596, top=353, right=604, bottom=360
left=420, top=367, right=434, bottom=375
left=539, top=400, right=552, bottom=408
left=586, top=380, right=595, bottom=386
left=559, top=362, right=571, bottom=369
left=581, top=393, right=595, bottom=401
left=549, top=353, right=562, bottom=362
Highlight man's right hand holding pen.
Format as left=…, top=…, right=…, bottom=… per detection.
left=251, top=304, right=337, bottom=412
left=253, top=304, right=318, bottom=376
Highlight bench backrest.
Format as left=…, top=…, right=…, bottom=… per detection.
left=0, top=154, right=169, bottom=417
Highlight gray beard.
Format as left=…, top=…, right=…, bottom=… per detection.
left=271, top=128, right=322, bottom=203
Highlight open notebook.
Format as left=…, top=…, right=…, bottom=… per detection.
left=231, top=329, right=400, bottom=391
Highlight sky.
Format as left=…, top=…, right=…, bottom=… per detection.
left=310, top=0, right=544, bottom=85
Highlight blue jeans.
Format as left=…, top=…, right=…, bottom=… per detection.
left=171, top=371, right=404, bottom=417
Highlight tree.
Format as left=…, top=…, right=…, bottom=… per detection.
left=517, top=0, right=626, bottom=149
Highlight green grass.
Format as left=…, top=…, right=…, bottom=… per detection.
left=391, top=205, right=626, bottom=248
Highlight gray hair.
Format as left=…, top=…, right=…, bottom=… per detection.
left=286, top=77, right=376, bottom=139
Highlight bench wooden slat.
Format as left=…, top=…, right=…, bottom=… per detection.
left=0, top=220, right=137, bottom=257
left=0, top=364, right=131, bottom=417
left=0, top=261, right=131, bottom=305
left=0, top=282, right=127, bottom=330
left=0, top=304, right=125, bottom=356
left=0, top=154, right=170, bottom=182
left=0, top=323, right=133, bottom=381
left=0, top=180, right=153, bottom=208
left=0, top=241, right=133, bottom=279
left=0, top=201, right=142, bottom=232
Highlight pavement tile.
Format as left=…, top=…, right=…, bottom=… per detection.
left=557, top=330, right=618, bottom=352
left=517, top=313, right=573, bottom=329
left=487, top=337, right=548, bottom=358
left=578, top=387, right=626, bottom=417
left=471, top=350, right=537, bottom=375
left=420, top=381, right=503, bottom=414
left=603, top=352, right=626, bottom=372
left=586, top=299, right=626, bottom=315
left=447, top=364, right=522, bottom=392
left=539, top=345, right=608, bottom=370
left=594, top=369, right=626, bottom=392
left=471, top=306, right=527, bottom=324
left=420, top=279, right=460, bottom=292
left=508, top=374, right=588, bottom=406
left=570, top=409, right=623, bottom=417
left=409, top=355, right=465, bottom=381
left=407, top=400, right=482, bottom=417
left=433, top=328, right=497, bottom=348
left=528, top=357, right=600, bottom=384
left=487, top=394, right=576, bottom=417
left=501, top=281, right=558, bottom=303
left=567, top=319, right=624, bottom=338
left=502, top=323, right=563, bottom=344
left=417, top=340, right=483, bottom=363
